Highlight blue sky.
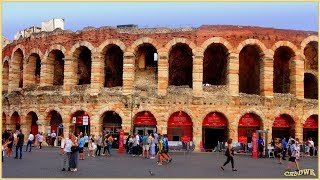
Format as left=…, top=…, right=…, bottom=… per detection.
left=2, top=2, right=318, bottom=39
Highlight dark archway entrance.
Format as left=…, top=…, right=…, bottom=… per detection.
left=102, top=111, right=122, bottom=148
left=238, top=113, right=262, bottom=144
left=167, top=111, right=193, bottom=141
left=103, top=45, right=123, bottom=87
left=303, top=115, right=318, bottom=147
left=72, top=111, right=90, bottom=136
left=272, top=114, right=295, bottom=139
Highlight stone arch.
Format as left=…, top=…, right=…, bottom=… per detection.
left=238, top=42, right=265, bottom=95
left=98, top=39, right=126, bottom=55
left=271, top=41, right=298, bottom=56
left=274, top=109, right=298, bottom=123
left=2, top=56, right=10, bottom=65
left=68, top=41, right=95, bottom=57
left=303, top=40, right=318, bottom=71
left=302, top=110, right=318, bottom=124
left=236, top=108, right=266, bottom=128
left=301, top=35, right=318, bottom=53
left=26, top=48, right=43, bottom=60
left=10, top=48, right=24, bottom=89
left=45, top=107, right=64, bottom=120
left=25, top=53, right=41, bottom=86
left=163, top=108, right=195, bottom=125
left=165, top=38, right=197, bottom=55
left=2, top=60, right=9, bottom=91
left=129, top=37, right=161, bottom=55
left=97, top=106, right=125, bottom=123
left=45, top=48, right=65, bottom=86
left=304, top=73, right=318, bottom=99
left=46, top=44, right=67, bottom=56
left=25, top=111, right=39, bottom=132
left=201, top=37, right=233, bottom=55
left=11, top=45, right=26, bottom=60
left=134, top=106, right=160, bottom=123
left=200, top=110, right=230, bottom=125
left=236, top=39, right=267, bottom=54
left=10, top=111, right=21, bottom=130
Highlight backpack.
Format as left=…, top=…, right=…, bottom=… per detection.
left=139, top=135, right=143, bottom=143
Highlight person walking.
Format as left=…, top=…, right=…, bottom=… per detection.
left=163, top=134, right=172, bottom=162
left=78, top=134, right=85, bottom=160
left=51, top=130, right=57, bottom=147
left=107, top=134, right=113, bottom=156
left=59, top=134, right=65, bottom=155
left=84, top=133, right=89, bottom=152
left=25, top=131, right=34, bottom=152
left=281, top=137, right=287, bottom=160
left=35, top=132, right=40, bottom=149
left=14, top=129, right=24, bottom=159
left=95, top=134, right=102, bottom=156
left=142, top=133, right=150, bottom=159
left=221, top=138, right=237, bottom=171
left=274, top=138, right=283, bottom=164
left=6, top=132, right=14, bottom=157
left=287, top=139, right=299, bottom=171
left=258, top=136, right=264, bottom=158
left=295, top=138, right=301, bottom=160
left=150, top=133, right=156, bottom=159
left=61, top=133, right=72, bottom=171
left=69, top=134, right=79, bottom=172
left=309, top=138, right=315, bottom=156
left=154, top=132, right=159, bottom=154
left=38, top=132, right=44, bottom=149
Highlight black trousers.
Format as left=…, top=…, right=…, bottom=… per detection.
left=95, top=145, right=101, bottom=156
left=223, top=155, right=234, bottom=168
left=103, top=146, right=108, bottom=154
left=282, top=148, right=287, bottom=159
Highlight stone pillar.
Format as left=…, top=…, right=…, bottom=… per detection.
left=23, top=58, right=32, bottom=87
left=157, top=52, right=169, bottom=96
left=40, top=57, right=54, bottom=86
left=63, top=57, right=77, bottom=95
left=90, top=52, right=104, bottom=95
left=295, top=122, right=303, bottom=142
left=227, top=53, right=239, bottom=96
left=193, top=125, right=202, bottom=152
left=192, top=55, right=203, bottom=97
left=290, top=56, right=304, bottom=99
left=228, top=120, right=238, bottom=143
left=8, top=57, right=22, bottom=92
left=123, top=52, right=135, bottom=95
left=261, top=55, right=274, bottom=97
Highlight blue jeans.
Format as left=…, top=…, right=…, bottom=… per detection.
left=15, top=145, right=23, bottom=158
left=108, top=143, right=112, bottom=155
left=26, top=140, right=32, bottom=152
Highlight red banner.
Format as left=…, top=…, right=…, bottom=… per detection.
left=239, top=114, right=260, bottom=127
left=252, top=132, right=258, bottom=159
left=134, top=111, right=157, bottom=126
left=118, top=130, right=124, bottom=153
left=273, top=116, right=290, bottom=128
left=203, top=113, right=227, bottom=127
left=168, top=112, right=192, bottom=126
left=304, top=115, right=318, bottom=129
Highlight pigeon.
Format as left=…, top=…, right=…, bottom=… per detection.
left=148, top=170, right=155, bottom=176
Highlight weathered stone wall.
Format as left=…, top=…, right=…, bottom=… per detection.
left=2, top=25, right=318, bottom=151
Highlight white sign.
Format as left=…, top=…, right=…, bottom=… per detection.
left=83, top=116, right=89, bottom=125
left=72, top=117, right=76, bottom=124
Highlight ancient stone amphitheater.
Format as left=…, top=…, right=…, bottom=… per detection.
left=2, top=25, right=318, bottom=150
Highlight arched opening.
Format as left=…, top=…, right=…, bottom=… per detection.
left=71, top=111, right=90, bottom=136
left=167, top=111, right=193, bottom=141
left=239, top=45, right=263, bottom=95
left=304, top=73, right=318, bottom=99
left=26, top=112, right=38, bottom=137
left=134, top=44, right=158, bottom=87
left=2, top=61, right=9, bottom=91
left=272, top=114, right=295, bottom=140
left=48, top=50, right=65, bottom=86
left=134, top=111, right=157, bottom=136
left=102, top=111, right=122, bottom=148
left=202, top=112, right=228, bottom=151
left=303, top=115, right=318, bottom=147
left=169, top=43, right=193, bottom=88
left=10, top=49, right=24, bottom=89
left=203, top=43, right=228, bottom=85
left=273, top=46, right=295, bottom=93
left=238, top=113, right=262, bottom=144
left=2, top=112, right=7, bottom=131
left=26, top=53, right=41, bottom=86
left=10, top=112, right=20, bottom=130
left=103, top=45, right=123, bottom=87
left=304, top=41, right=318, bottom=71
left=74, top=46, right=92, bottom=85
left=47, top=110, right=63, bottom=137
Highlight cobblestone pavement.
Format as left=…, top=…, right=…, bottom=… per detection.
left=2, top=147, right=318, bottom=178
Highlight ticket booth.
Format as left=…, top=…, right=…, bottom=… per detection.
left=238, top=113, right=261, bottom=144
left=167, top=111, right=193, bottom=141
left=72, top=111, right=90, bottom=136
left=272, top=115, right=294, bottom=139
left=134, top=111, right=157, bottom=136
left=202, top=112, right=228, bottom=151
left=303, top=115, right=318, bottom=146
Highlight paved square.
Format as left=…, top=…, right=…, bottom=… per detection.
left=2, top=147, right=318, bottom=178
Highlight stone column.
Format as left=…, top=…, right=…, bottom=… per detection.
left=63, top=57, right=77, bottom=95
left=123, top=52, right=135, bottom=95
left=227, top=53, right=239, bottom=97
left=192, top=55, right=203, bottom=97
left=193, top=125, right=202, bottom=152
left=290, top=55, right=304, bottom=100
left=8, top=57, right=22, bottom=92
left=228, top=120, right=238, bottom=143
left=90, top=52, right=104, bottom=95
left=260, top=55, right=274, bottom=97
left=40, top=57, right=54, bottom=86
left=295, top=122, right=303, bottom=142
left=157, top=52, right=169, bottom=96
left=23, top=58, right=32, bottom=87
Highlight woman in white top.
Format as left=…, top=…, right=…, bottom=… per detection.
left=88, top=134, right=96, bottom=157
left=38, top=132, right=44, bottom=149
left=295, top=138, right=300, bottom=160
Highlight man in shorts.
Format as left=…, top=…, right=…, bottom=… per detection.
left=142, top=133, right=150, bottom=159
left=287, top=139, right=299, bottom=171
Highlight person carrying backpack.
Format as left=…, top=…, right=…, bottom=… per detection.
left=163, top=134, right=172, bottom=163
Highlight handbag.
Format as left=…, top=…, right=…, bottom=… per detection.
left=71, top=146, right=79, bottom=153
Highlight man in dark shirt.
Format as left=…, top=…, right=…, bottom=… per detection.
left=15, top=129, right=24, bottom=159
